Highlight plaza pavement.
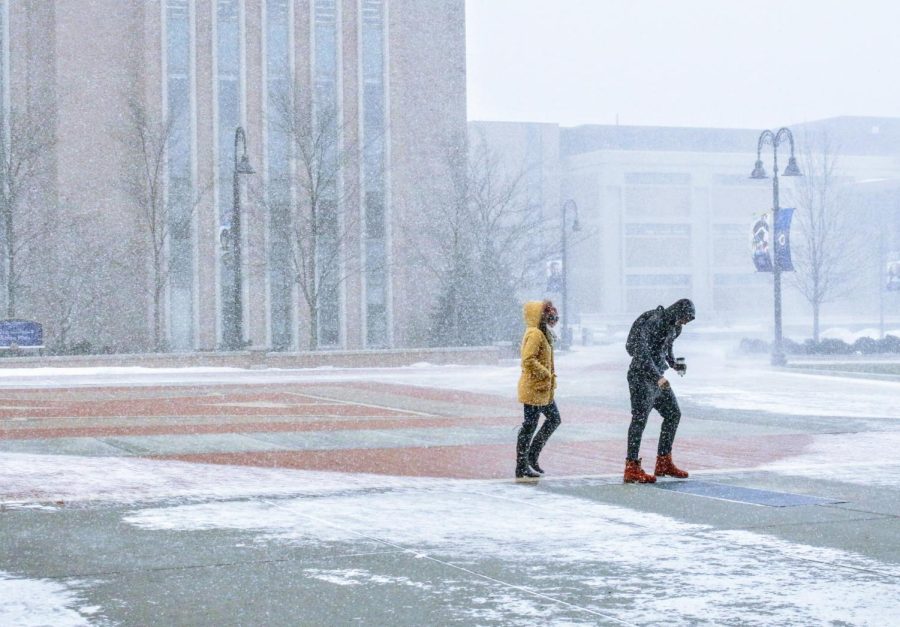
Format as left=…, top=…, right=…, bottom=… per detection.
left=0, top=361, right=898, bottom=625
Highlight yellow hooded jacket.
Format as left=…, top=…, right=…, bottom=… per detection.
left=517, top=301, right=556, bottom=406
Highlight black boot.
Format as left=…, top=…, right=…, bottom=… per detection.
left=528, top=419, right=559, bottom=475
left=515, top=458, right=541, bottom=479
left=527, top=453, right=544, bottom=475
left=515, top=428, right=540, bottom=479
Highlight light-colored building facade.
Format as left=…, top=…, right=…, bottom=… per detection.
left=0, top=1, right=466, bottom=352
left=471, top=118, right=900, bottom=330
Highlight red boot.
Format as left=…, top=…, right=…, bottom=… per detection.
left=623, top=458, right=656, bottom=484
left=654, top=454, right=689, bottom=478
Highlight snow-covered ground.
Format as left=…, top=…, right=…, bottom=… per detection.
left=0, top=571, right=100, bottom=627
left=3, top=452, right=898, bottom=626
left=1, top=336, right=899, bottom=625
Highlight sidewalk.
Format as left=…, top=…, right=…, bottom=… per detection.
left=1, top=364, right=899, bottom=625
left=0, top=345, right=500, bottom=370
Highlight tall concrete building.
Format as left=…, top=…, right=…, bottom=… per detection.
left=0, top=1, right=466, bottom=352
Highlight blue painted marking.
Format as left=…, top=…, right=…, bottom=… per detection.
left=652, top=480, right=845, bottom=507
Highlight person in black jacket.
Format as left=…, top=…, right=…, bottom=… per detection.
left=623, top=298, right=695, bottom=484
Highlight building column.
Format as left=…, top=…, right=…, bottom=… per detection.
left=244, top=0, right=268, bottom=348
left=194, top=1, right=218, bottom=351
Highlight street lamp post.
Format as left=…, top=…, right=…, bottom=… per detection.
left=226, top=126, right=255, bottom=350
left=560, top=199, right=581, bottom=350
left=751, top=127, right=802, bottom=366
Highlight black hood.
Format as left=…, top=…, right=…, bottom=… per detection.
left=666, top=298, right=695, bottom=323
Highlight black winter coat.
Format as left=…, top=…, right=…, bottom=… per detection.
left=627, top=306, right=682, bottom=380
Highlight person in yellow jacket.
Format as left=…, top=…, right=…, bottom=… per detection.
left=515, top=300, right=562, bottom=479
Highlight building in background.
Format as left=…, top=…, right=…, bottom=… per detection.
left=846, top=177, right=900, bottom=336
left=471, top=117, right=900, bottom=332
left=0, top=0, right=465, bottom=352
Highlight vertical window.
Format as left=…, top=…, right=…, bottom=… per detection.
left=0, top=1, right=7, bottom=306
left=314, top=0, right=340, bottom=347
left=266, top=0, right=293, bottom=350
left=0, top=0, right=6, bottom=172
left=361, top=0, right=387, bottom=346
left=217, top=0, right=242, bottom=346
left=166, top=0, right=195, bottom=350
left=314, top=1, right=338, bottom=115
left=0, top=1, right=5, bottom=134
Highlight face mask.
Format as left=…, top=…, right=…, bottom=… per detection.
left=544, top=306, right=559, bottom=326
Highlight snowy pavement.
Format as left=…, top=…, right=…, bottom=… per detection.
left=1, top=342, right=899, bottom=625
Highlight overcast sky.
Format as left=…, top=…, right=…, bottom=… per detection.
left=465, top=0, right=900, bottom=130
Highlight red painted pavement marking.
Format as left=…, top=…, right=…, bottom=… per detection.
left=0, top=379, right=808, bottom=480
left=0, top=408, right=629, bottom=440
left=0, top=381, right=620, bottom=425
left=153, top=434, right=814, bottom=480
left=0, top=380, right=628, bottom=439
left=0, top=415, right=499, bottom=440
left=0, top=397, right=415, bottom=420
left=0, top=382, right=519, bottom=417
left=336, top=381, right=518, bottom=407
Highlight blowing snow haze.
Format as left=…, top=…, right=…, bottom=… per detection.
left=466, top=0, right=900, bottom=129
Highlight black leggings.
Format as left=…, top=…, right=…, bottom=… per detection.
left=517, top=401, right=562, bottom=461
left=626, top=371, right=681, bottom=460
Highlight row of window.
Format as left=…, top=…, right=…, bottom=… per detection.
left=626, top=288, right=770, bottom=314
left=624, top=273, right=770, bottom=286
left=622, top=173, right=770, bottom=222
left=624, top=222, right=757, bottom=269
left=624, top=172, right=770, bottom=187
left=624, top=273, right=769, bottom=313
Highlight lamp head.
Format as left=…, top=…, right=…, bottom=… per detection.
left=236, top=154, right=255, bottom=175
left=783, top=156, right=802, bottom=177
left=750, top=159, right=767, bottom=179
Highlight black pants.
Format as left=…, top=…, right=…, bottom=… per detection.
left=626, top=368, right=681, bottom=461
left=516, top=401, right=561, bottom=463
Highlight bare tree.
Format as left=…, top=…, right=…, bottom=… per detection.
left=410, top=138, right=546, bottom=346
left=787, top=135, right=860, bottom=341
left=121, top=98, right=208, bottom=351
left=37, top=212, right=126, bottom=353
left=0, top=108, right=55, bottom=318
left=266, top=88, right=365, bottom=350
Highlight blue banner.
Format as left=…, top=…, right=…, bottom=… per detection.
left=752, top=210, right=794, bottom=272
left=887, top=258, right=900, bottom=291
left=774, top=208, right=794, bottom=272
left=545, top=259, right=563, bottom=292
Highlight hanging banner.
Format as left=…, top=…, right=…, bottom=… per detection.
left=545, top=259, right=563, bottom=292
left=774, top=208, right=795, bottom=272
left=887, top=255, right=900, bottom=291
left=751, top=213, right=773, bottom=272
